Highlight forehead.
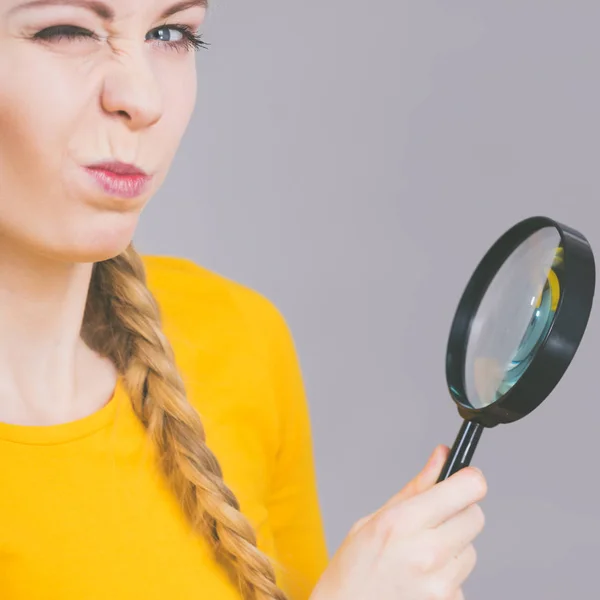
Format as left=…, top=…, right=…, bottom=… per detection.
left=4, top=0, right=207, bottom=21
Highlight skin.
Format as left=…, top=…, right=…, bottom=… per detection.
left=0, top=2, right=487, bottom=598
left=0, top=0, right=205, bottom=425
left=310, top=446, right=487, bottom=600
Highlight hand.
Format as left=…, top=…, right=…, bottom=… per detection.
left=311, top=445, right=487, bottom=600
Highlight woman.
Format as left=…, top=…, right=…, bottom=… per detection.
left=0, top=1, right=487, bottom=599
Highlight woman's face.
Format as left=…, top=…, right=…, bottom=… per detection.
left=0, top=0, right=206, bottom=262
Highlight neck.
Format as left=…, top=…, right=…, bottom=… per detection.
left=0, top=239, right=117, bottom=425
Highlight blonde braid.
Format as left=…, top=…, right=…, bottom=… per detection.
left=82, top=244, right=288, bottom=600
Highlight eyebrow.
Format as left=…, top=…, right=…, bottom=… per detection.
left=10, top=0, right=207, bottom=21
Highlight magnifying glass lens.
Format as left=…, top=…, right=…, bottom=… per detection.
left=501, top=274, right=557, bottom=393
left=464, top=227, right=562, bottom=409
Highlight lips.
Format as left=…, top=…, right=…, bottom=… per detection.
left=83, top=161, right=152, bottom=199
left=86, top=161, right=149, bottom=176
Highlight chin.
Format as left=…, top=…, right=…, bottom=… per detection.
left=66, top=243, right=132, bottom=264
left=44, top=212, right=141, bottom=264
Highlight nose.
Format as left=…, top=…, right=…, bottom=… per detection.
left=101, top=54, right=164, bottom=130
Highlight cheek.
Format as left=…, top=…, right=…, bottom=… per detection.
left=153, top=59, right=198, bottom=160
left=163, top=56, right=198, bottom=120
left=0, top=47, right=116, bottom=258
left=0, top=46, right=95, bottom=185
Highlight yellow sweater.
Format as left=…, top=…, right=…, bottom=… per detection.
left=0, top=256, right=329, bottom=599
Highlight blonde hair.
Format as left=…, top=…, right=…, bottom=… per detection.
left=81, top=244, right=288, bottom=600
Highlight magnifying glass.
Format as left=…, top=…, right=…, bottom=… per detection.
left=437, top=216, right=595, bottom=482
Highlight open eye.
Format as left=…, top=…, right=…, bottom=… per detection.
left=146, top=25, right=207, bottom=51
left=149, top=26, right=185, bottom=43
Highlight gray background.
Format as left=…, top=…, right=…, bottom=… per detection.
left=136, top=2, right=600, bottom=598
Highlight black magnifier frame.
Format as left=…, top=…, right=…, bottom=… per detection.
left=438, top=216, right=595, bottom=482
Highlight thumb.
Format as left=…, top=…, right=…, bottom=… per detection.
left=359, top=444, right=450, bottom=530
left=377, top=445, right=450, bottom=512
left=395, top=444, right=450, bottom=502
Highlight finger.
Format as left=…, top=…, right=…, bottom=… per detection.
left=454, top=589, right=466, bottom=600
left=401, top=444, right=451, bottom=498
left=433, top=503, right=485, bottom=558
left=353, top=445, right=450, bottom=532
left=395, top=467, right=487, bottom=531
left=384, top=445, right=450, bottom=507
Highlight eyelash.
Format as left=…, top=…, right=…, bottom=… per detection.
left=32, top=24, right=208, bottom=52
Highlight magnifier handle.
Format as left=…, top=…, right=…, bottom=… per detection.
left=437, top=420, right=484, bottom=482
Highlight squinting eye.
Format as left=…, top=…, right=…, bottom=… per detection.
left=32, top=25, right=99, bottom=42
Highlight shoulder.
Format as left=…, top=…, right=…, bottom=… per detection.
left=142, top=254, right=286, bottom=330
left=140, top=254, right=293, bottom=379
left=139, top=255, right=299, bottom=496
